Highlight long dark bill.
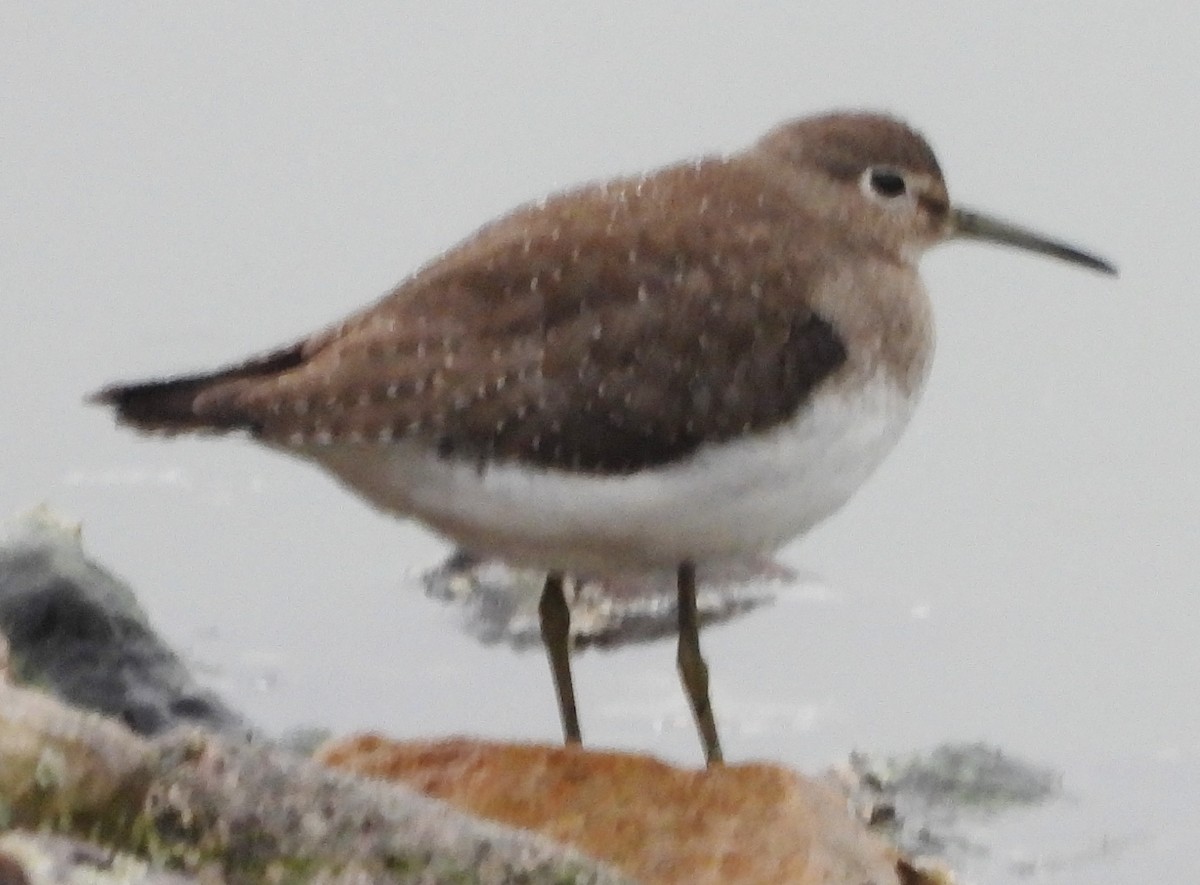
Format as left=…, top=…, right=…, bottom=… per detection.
left=952, top=208, right=1118, bottom=276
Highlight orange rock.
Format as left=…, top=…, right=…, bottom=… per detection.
left=316, top=736, right=934, bottom=885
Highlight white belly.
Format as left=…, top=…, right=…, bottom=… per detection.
left=304, top=373, right=918, bottom=574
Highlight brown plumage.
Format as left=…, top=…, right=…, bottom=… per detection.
left=91, top=120, right=920, bottom=473
left=91, top=111, right=1115, bottom=766
left=89, top=343, right=307, bottom=433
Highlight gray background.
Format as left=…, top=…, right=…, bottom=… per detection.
left=2, top=4, right=1195, bottom=880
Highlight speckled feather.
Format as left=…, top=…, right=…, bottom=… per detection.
left=94, top=113, right=946, bottom=476
left=88, top=110, right=1113, bottom=766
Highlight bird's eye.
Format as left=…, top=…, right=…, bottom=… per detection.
left=864, top=167, right=908, bottom=199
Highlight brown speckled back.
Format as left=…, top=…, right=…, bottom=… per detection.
left=93, top=112, right=957, bottom=475
left=187, top=159, right=852, bottom=472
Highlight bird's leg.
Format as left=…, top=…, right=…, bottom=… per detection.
left=677, top=561, right=723, bottom=765
left=539, top=571, right=582, bottom=744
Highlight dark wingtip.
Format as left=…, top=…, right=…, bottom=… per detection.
left=85, top=385, right=121, bottom=407
left=88, top=342, right=309, bottom=434
left=86, top=375, right=240, bottom=433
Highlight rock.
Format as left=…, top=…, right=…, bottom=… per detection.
left=0, top=507, right=248, bottom=738
left=0, top=681, right=150, bottom=828
left=317, top=736, right=942, bottom=885
left=0, top=831, right=197, bottom=884
left=0, top=507, right=947, bottom=882
left=0, top=682, right=630, bottom=883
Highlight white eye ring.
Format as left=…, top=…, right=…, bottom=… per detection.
left=861, top=166, right=909, bottom=201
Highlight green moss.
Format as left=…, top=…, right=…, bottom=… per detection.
left=379, top=852, right=420, bottom=876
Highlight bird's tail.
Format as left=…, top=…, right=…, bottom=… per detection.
left=87, top=343, right=306, bottom=434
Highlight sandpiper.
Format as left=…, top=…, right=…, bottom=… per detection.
left=91, top=111, right=1116, bottom=766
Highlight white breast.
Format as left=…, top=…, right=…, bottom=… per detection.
left=305, top=371, right=920, bottom=575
